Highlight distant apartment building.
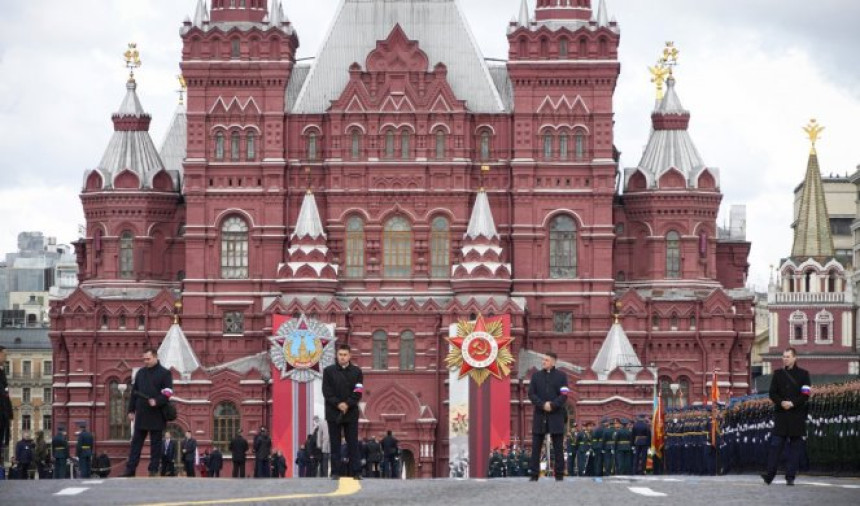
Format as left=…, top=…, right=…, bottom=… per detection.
left=1, top=328, right=53, bottom=456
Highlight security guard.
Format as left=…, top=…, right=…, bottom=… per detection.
left=76, top=421, right=95, bottom=479
left=527, top=351, right=570, bottom=482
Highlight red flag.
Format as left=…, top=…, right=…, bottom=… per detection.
left=650, top=390, right=665, bottom=459
left=710, top=370, right=720, bottom=447
left=710, top=370, right=720, bottom=405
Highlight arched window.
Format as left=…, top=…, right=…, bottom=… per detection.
left=385, top=129, right=396, bottom=158
left=231, top=131, right=241, bottom=161
left=670, top=314, right=679, bottom=331
left=307, top=132, right=318, bottom=160
left=827, top=271, right=837, bottom=293
left=479, top=131, right=491, bottom=160
left=246, top=131, right=256, bottom=161
left=430, top=216, right=450, bottom=279
left=574, top=130, right=586, bottom=159
left=559, top=38, right=569, bottom=58
left=350, top=129, right=361, bottom=159
left=221, top=216, right=249, bottom=279
left=215, top=132, right=225, bottom=160
left=401, top=131, right=411, bottom=159
left=119, top=314, right=127, bottom=330
left=372, top=330, right=388, bottom=370
left=549, top=215, right=577, bottom=279
left=109, top=380, right=131, bottom=440
left=231, top=39, right=240, bottom=59
left=599, top=37, right=609, bottom=58
left=213, top=402, right=240, bottom=451
left=435, top=130, right=446, bottom=159
left=543, top=132, right=553, bottom=159
left=384, top=217, right=412, bottom=278
left=815, top=310, right=833, bottom=343
left=666, top=231, right=681, bottom=279
left=540, top=37, right=549, bottom=58
left=518, top=37, right=528, bottom=58
left=651, top=314, right=660, bottom=330
left=579, top=37, right=588, bottom=58
left=119, top=231, right=134, bottom=279
left=345, top=216, right=365, bottom=278
left=399, top=330, right=415, bottom=371
left=559, top=130, right=569, bottom=160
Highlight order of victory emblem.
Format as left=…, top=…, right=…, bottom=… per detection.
left=269, top=314, right=335, bottom=383
left=445, top=314, right=514, bottom=386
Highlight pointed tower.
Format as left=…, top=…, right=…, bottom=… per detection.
left=791, top=120, right=835, bottom=261
left=158, top=322, right=202, bottom=380
left=452, top=173, right=511, bottom=294
left=209, top=0, right=268, bottom=23
left=277, top=185, right=338, bottom=293
left=590, top=318, right=642, bottom=381
left=78, top=45, right=183, bottom=283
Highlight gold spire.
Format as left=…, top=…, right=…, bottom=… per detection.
left=173, top=300, right=183, bottom=325
left=479, top=165, right=491, bottom=192
left=177, top=74, right=187, bottom=105
left=613, top=300, right=623, bottom=325
left=803, top=118, right=825, bottom=155
left=124, top=43, right=142, bottom=82
left=649, top=42, right=679, bottom=100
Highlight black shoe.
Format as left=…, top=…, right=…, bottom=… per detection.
left=331, top=475, right=340, bottom=480
left=760, top=473, right=773, bottom=485
left=120, top=471, right=135, bottom=478
left=786, top=478, right=795, bottom=486
left=555, top=476, right=564, bottom=482
left=529, top=475, right=539, bottom=482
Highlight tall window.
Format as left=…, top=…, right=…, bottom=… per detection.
left=385, top=130, right=395, bottom=158
left=213, top=402, right=240, bottom=451
left=345, top=216, right=365, bottom=278
left=559, top=38, right=569, bottom=58
left=22, top=414, right=31, bottom=431
left=543, top=133, right=553, bottom=159
left=401, top=131, right=411, bottom=159
left=549, top=216, right=577, bottom=278
left=430, top=216, right=450, bottom=279
left=574, top=130, right=586, bottom=159
left=553, top=312, right=573, bottom=333
left=579, top=37, right=588, bottom=57
left=400, top=330, right=415, bottom=371
left=559, top=131, right=569, bottom=160
left=221, top=216, right=249, bottom=279
left=231, top=39, right=240, bottom=59
left=215, top=132, right=225, bottom=160
left=109, top=380, right=131, bottom=440
left=231, top=131, right=241, bottom=161
left=246, top=132, right=256, bottom=161
left=22, top=360, right=31, bottom=378
left=666, top=231, right=681, bottom=279
left=119, top=231, right=134, bottom=279
left=43, top=387, right=52, bottom=403
left=815, top=310, right=833, bottom=343
left=480, top=131, right=491, bottom=160
left=384, top=216, right=412, bottom=278
left=373, top=330, right=388, bottom=370
left=351, top=130, right=361, bottom=159
left=435, top=130, right=446, bottom=159
left=42, top=415, right=52, bottom=432
left=540, top=37, right=549, bottom=58
left=22, top=387, right=31, bottom=403
left=307, top=132, right=318, bottom=160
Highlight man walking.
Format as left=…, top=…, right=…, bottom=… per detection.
left=762, top=347, right=811, bottom=486
left=123, top=348, right=173, bottom=477
left=313, top=415, right=330, bottom=477
left=229, top=430, right=249, bottom=478
left=181, top=430, right=198, bottom=477
left=528, top=351, right=569, bottom=482
left=381, top=431, right=399, bottom=478
left=52, top=426, right=69, bottom=479
left=322, top=343, right=364, bottom=480
left=76, top=422, right=94, bottom=479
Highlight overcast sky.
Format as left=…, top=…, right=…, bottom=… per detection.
left=1, top=0, right=859, bottom=290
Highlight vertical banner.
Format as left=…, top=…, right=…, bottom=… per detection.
left=269, top=314, right=335, bottom=477
left=446, top=314, right=513, bottom=478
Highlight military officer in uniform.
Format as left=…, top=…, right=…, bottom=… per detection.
left=615, top=419, right=633, bottom=475
left=603, top=418, right=618, bottom=476
left=762, top=347, right=811, bottom=486
left=527, top=351, right=570, bottom=482
left=632, top=414, right=650, bottom=475
left=576, top=421, right=594, bottom=476
left=565, top=426, right=577, bottom=476
left=592, top=418, right=605, bottom=476
left=53, top=426, right=70, bottom=479
left=76, top=421, right=95, bottom=479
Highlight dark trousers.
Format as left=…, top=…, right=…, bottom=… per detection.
left=530, top=433, right=564, bottom=478
left=328, top=421, right=361, bottom=477
left=320, top=453, right=329, bottom=477
left=160, top=458, right=175, bottom=476
left=232, top=460, right=246, bottom=478
left=634, top=446, right=648, bottom=475
left=766, top=434, right=802, bottom=480
left=382, top=456, right=398, bottom=478
left=126, top=428, right=164, bottom=475
left=79, top=455, right=92, bottom=478
left=184, top=458, right=195, bottom=477
left=54, top=458, right=68, bottom=479
left=17, top=462, right=32, bottom=479
left=255, top=457, right=270, bottom=478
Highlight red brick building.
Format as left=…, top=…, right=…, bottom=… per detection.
left=50, top=0, right=754, bottom=477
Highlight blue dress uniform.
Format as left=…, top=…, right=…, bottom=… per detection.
left=53, top=427, right=70, bottom=479
left=592, top=420, right=605, bottom=476
left=632, top=416, right=650, bottom=475
left=527, top=366, right=569, bottom=480
left=76, top=424, right=95, bottom=479
left=615, top=420, right=633, bottom=475
left=576, top=426, right=594, bottom=476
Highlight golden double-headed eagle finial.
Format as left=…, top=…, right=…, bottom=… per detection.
left=803, top=119, right=825, bottom=154
left=124, top=43, right=142, bottom=81
left=649, top=41, right=680, bottom=100
left=177, top=74, right=187, bottom=105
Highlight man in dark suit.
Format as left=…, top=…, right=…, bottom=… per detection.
left=228, top=430, right=249, bottom=478
left=75, top=422, right=95, bottom=478
left=208, top=446, right=223, bottom=477
left=762, top=347, right=811, bottom=486
left=181, top=431, right=197, bottom=477
left=0, top=346, right=12, bottom=466
left=253, top=426, right=272, bottom=478
left=123, top=348, right=173, bottom=477
left=160, top=431, right=177, bottom=476
left=381, top=431, right=399, bottom=478
left=528, top=351, right=569, bottom=482
left=322, top=343, right=364, bottom=480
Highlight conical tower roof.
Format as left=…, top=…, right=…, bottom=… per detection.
left=591, top=321, right=642, bottom=381
left=293, top=189, right=326, bottom=240
left=465, top=189, right=499, bottom=240
left=792, top=122, right=834, bottom=260
left=158, top=323, right=202, bottom=376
